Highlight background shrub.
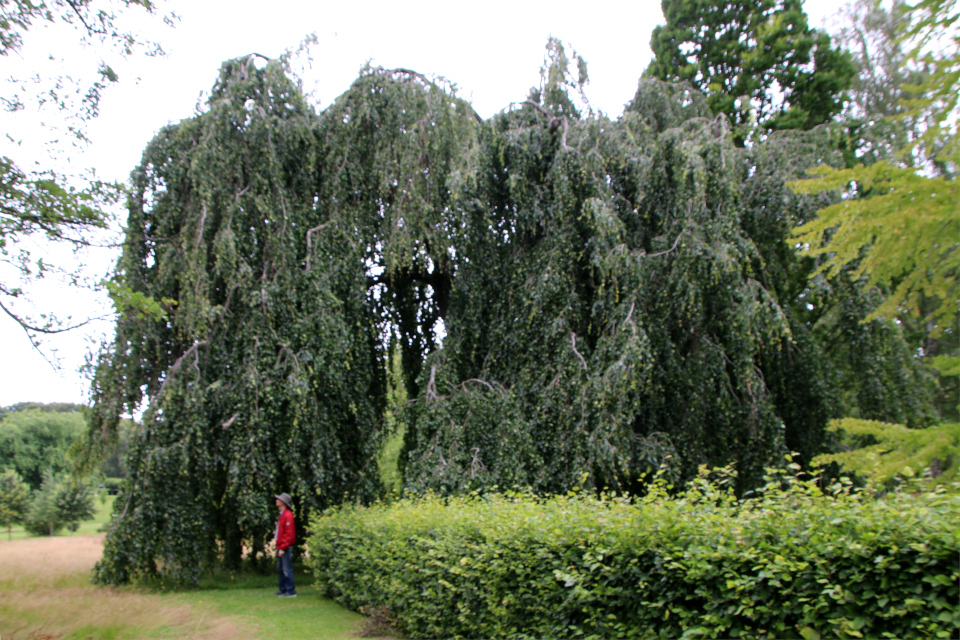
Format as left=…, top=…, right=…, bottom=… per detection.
left=306, top=468, right=959, bottom=639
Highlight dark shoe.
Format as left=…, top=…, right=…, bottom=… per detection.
left=274, top=591, right=284, bottom=596
left=281, top=593, right=297, bottom=598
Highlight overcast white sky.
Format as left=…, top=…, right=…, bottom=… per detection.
left=0, top=0, right=842, bottom=407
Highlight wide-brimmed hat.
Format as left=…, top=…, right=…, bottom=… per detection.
left=274, top=493, right=292, bottom=508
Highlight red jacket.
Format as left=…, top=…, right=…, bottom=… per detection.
left=276, top=508, right=296, bottom=550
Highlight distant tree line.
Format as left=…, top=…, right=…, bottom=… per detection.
left=0, top=402, right=128, bottom=537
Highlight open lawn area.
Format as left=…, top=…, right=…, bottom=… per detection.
left=0, top=526, right=391, bottom=640
left=2, top=492, right=117, bottom=542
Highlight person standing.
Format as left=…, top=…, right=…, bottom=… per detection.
left=274, top=492, right=296, bottom=597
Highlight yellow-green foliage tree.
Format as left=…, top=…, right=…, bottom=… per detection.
left=813, top=417, right=959, bottom=490
left=790, top=0, right=958, bottom=339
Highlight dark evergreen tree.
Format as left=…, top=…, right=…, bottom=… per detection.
left=645, top=0, right=855, bottom=141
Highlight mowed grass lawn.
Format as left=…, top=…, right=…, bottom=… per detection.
left=0, top=496, right=391, bottom=640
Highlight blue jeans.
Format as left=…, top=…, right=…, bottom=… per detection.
left=277, top=549, right=295, bottom=595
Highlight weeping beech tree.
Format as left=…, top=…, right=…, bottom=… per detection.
left=87, top=45, right=930, bottom=584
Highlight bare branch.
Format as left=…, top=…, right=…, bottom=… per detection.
left=195, top=203, right=207, bottom=246
left=571, top=332, right=588, bottom=370
left=470, top=447, right=486, bottom=478
left=426, top=365, right=438, bottom=401
left=385, top=67, right=431, bottom=83
left=0, top=298, right=109, bottom=335
left=624, top=301, right=636, bottom=327
left=305, top=223, right=328, bottom=272
left=635, top=229, right=685, bottom=259
left=156, top=340, right=208, bottom=399
left=65, top=0, right=100, bottom=35
left=522, top=100, right=554, bottom=118
left=457, top=378, right=496, bottom=392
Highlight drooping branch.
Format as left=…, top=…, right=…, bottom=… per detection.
left=426, top=365, right=438, bottom=401
left=155, top=340, right=208, bottom=400
left=636, top=229, right=685, bottom=259
left=570, top=332, right=588, bottom=370
left=0, top=298, right=108, bottom=335
left=305, top=222, right=327, bottom=272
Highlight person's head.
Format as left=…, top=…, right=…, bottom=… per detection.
left=274, top=493, right=292, bottom=511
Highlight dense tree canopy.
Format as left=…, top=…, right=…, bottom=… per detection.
left=645, top=0, right=854, bottom=140
left=792, top=0, right=958, bottom=419
left=87, top=43, right=933, bottom=584
left=0, top=404, right=86, bottom=489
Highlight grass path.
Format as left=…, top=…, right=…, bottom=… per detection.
left=0, top=532, right=388, bottom=640
left=168, top=582, right=384, bottom=640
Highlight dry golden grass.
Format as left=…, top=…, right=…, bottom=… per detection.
left=0, top=535, right=258, bottom=640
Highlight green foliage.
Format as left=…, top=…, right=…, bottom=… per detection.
left=0, top=406, right=86, bottom=489
left=790, top=162, right=958, bottom=333
left=90, top=46, right=935, bottom=582
left=898, top=0, right=960, bottom=175
left=0, top=401, right=87, bottom=421
left=307, top=468, right=960, bottom=639
left=645, top=0, right=854, bottom=140
left=98, top=418, right=134, bottom=479
left=378, top=347, right=408, bottom=496
left=832, top=0, right=930, bottom=167
left=24, top=469, right=96, bottom=536
left=103, top=277, right=174, bottom=321
left=397, top=70, right=906, bottom=495
left=89, top=57, right=398, bottom=585
left=805, top=273, right=939, bottom=426
left=25, top=473, right=67, bottom=536
left=813, top=418, right=959, bottom=490
left=101, top=476, right=124, bottom=494
left=790, top=0, right=958, bottom=343
left=930, top=355, right=960, bottom=419
left=0, top=0, right=171, bottom=349
left=0, top=468, right=30, bottom=540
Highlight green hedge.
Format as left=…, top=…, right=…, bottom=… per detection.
left=306, top=468, right=959, bottom=639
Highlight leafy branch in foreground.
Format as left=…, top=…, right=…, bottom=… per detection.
left=790, top=0, right=959, bottom=335
left=0, top=157, right=123, bottom=352
left=789, top=162, right=958, bottom=332
left=0, top=0, right=174, bottom=355
left=1, top=0, right=172, bottom=125
left=813, top=417, right=959, bottom=490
